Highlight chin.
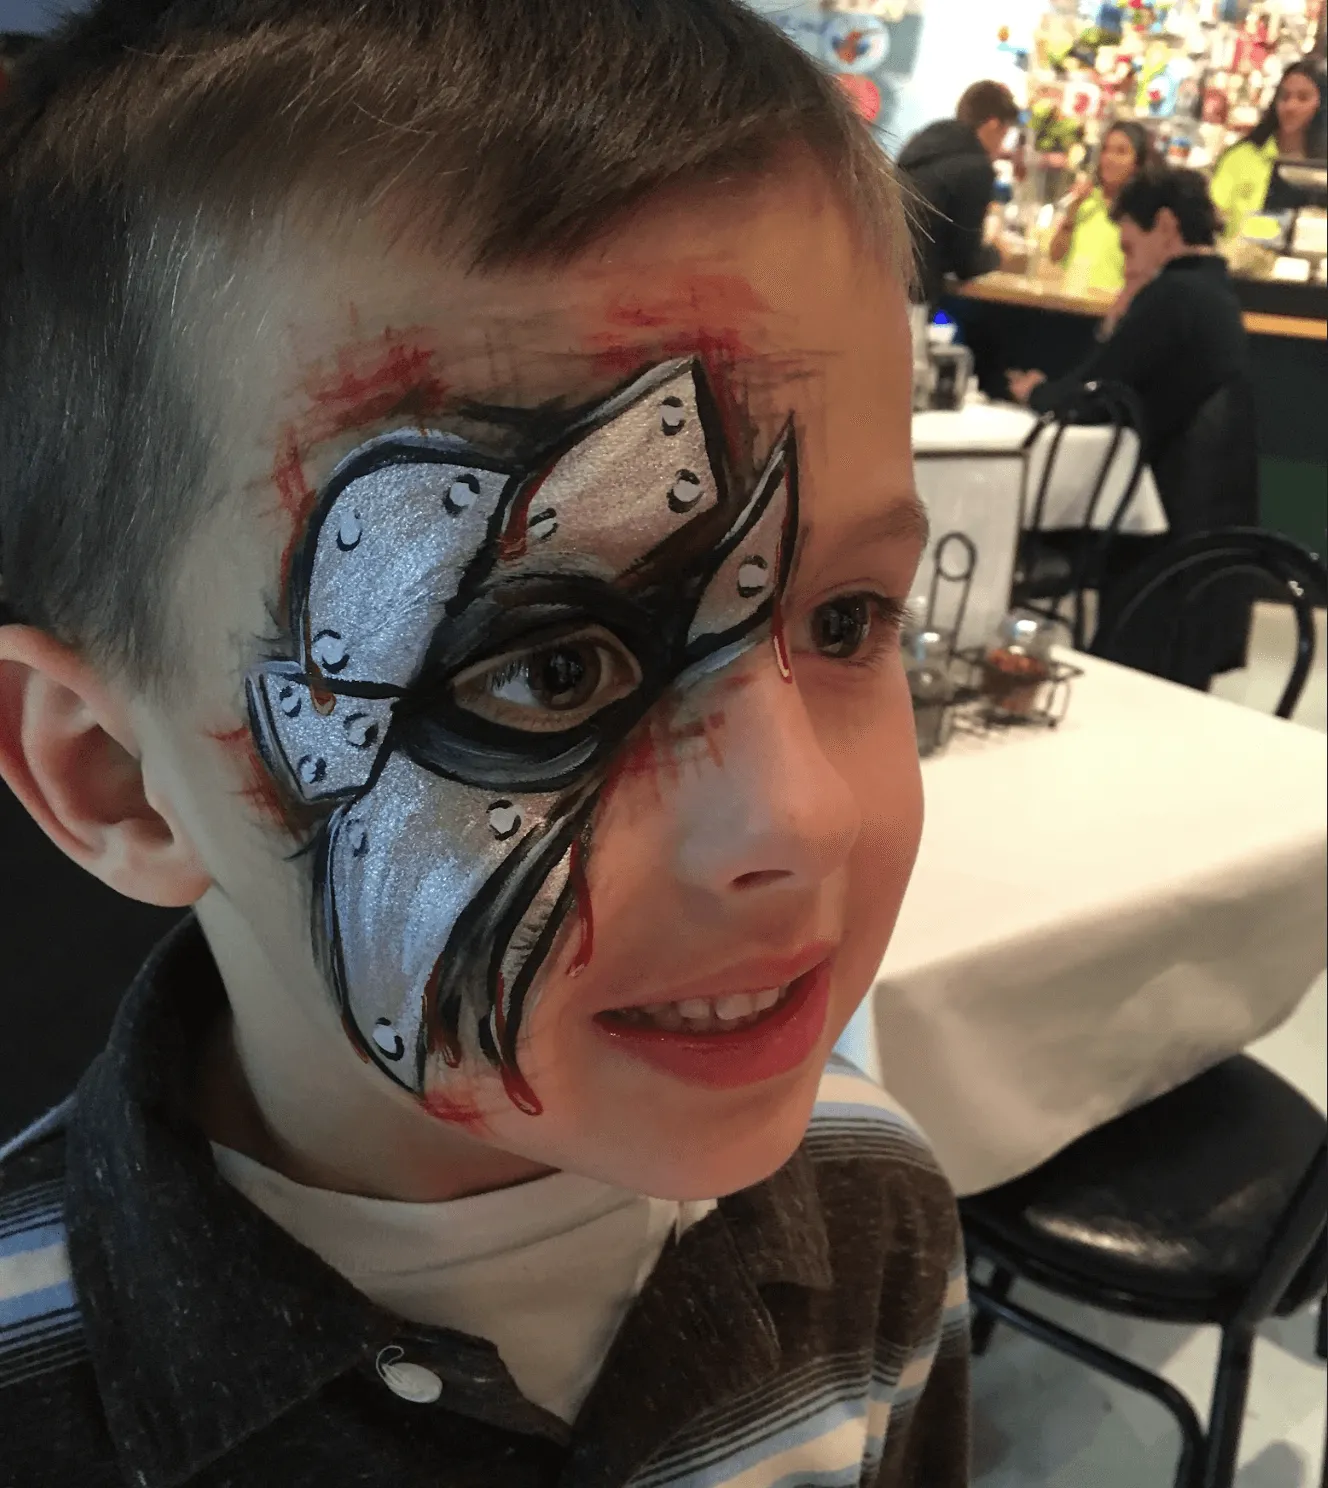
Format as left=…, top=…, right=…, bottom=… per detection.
left=633, top=1069, right=824, bottom=1201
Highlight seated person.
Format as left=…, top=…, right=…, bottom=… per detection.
left=897, top=79, right=1021, bottom=306
left=0, top=1, right=970, bottom=1485
left=1008, top=166, right=1257, bottom=687
left=1210, top=59, right=1326, bottom=242
left=1008, top=164, right=1255, bottom=535
left=1047, top=120, right=1154, bottom=295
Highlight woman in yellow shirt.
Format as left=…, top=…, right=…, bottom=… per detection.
left=1210, top=59, right=1326, bottom=242
left=1049, top=120, right=1154, bottom=294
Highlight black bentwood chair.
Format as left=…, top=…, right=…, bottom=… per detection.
left=962, top=1059, right=1328, bottom=1488
left=1091, top=527, right=1328, bottom=712
left=1011, top=379, right=1147, bottom=652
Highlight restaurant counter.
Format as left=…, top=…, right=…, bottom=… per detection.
left=943, top=270, right=1328, bottom=553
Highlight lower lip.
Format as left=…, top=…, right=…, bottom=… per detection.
left=592, top=961, right=833, bottom=1090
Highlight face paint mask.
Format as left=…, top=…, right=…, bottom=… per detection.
left=246, top=358, right=797, bottom=1113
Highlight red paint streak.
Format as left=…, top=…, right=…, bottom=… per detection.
left=498, top=463, right=554, bottom=562
left=703, top=712, right=727, bottom=768
left=425, top=952, right=464, bottom=1070
left=206, top=723, right=249, bottom=746
left=771, top=539, right=794, bottom=683
left=493, top=975, right=544, bottom=1117
left=585, top=274, right=769, bottom=461
left=423, top=1088, right=487, bottom=1132
left=207, top=721, right=290, bottom=828
left=567, top=840, right=595, bottom=977
left=272, top=428, right=319, bottom=591
left=299, top=329, right=451, bottom=445
left=772, top=595, right=794, bottom=683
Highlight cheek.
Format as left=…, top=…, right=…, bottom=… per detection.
left=811, top=660, right=923, bottom=897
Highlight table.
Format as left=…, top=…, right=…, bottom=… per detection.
left=910, top=399, right=1168, bottom=651
left=957, top=269, right=1328, bottom=341
left=836, top=652, right=1328, bottom=1196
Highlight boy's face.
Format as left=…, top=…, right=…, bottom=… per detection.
left=134, top=167, right=925, bottom=1200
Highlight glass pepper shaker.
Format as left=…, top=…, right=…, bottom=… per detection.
left=906, top=629, right=955, bottom=758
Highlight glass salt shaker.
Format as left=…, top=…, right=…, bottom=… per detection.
left=907, top=629, right=955, bottom=758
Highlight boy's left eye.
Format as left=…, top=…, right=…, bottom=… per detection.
left=809, top=593, right=904, bottom=661
left=451, top=628, right=643, bottom=733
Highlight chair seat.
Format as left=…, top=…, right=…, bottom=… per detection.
left=961, top=1056, right=1327, bottom=1319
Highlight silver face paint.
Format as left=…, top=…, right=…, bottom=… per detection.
left=246, top=357, right=798, bottom=1104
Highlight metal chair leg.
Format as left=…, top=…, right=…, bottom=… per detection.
left=969, top=1267, right=1013, bottom=1357
left=968, top=1279, right=1205, bottom=1488
left=1198, top=1325, right=1255, bottom=1488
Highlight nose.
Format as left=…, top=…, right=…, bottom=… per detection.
left=670, top=658, right=860, bottom=901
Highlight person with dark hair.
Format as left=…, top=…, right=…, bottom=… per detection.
left=897, top=78, right=1021, bottom=304
left=1009, top=165, right=1256, bottom=685
left=1048, top=119, right=1154, bottom=294
left=1009, top=166, right=1248, bottom=473
left=1210, top=58, right=1327, bottom=239
left=0, top=1, right=970, bottom=1484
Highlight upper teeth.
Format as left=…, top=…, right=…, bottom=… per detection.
left=611, top=985, right=786, bottom=1032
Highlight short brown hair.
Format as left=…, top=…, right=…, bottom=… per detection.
left=0, top=0, right=910, bottom=692
left=956, top=80, right=1020, bottom=131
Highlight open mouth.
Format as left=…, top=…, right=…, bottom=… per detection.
left=592, top=960, right=835, bottom=1090
left=599, top=981, right=795, bottom=1035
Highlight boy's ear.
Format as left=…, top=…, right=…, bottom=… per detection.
left=0, top=626, right=211, bottom=907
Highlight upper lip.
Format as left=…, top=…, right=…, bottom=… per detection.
left=598, top=943, right=835, bottom=1013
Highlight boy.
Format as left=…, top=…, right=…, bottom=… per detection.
left=0, top=2, right=970, bottom=1485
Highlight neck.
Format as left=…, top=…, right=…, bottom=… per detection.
left=1162, top=243, right=1211, bottom=266
left=1277, top=128, right=1306, bottom=157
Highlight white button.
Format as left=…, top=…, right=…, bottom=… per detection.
left=377, top=1351, right=444, bottom=1404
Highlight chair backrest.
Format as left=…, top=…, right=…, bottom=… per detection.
left=1091, top=527, right=1327, bottom=716
left=1150, top=378, right=1260, bottom=540
left=1021, top=379, right=1147, bottom=540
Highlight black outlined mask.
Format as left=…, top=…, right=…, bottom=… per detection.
left=247, top=358, right=797, bottom=1108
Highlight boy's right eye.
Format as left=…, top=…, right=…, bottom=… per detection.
left=449, top=627, right=643, bottom=733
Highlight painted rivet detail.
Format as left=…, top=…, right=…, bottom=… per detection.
left=660, top=396, right=686, bottom=436
left=336, top=510, right=363, bottom=552
left=668, top=470, right=703, bottom=513
left=488, top=801, right=521, bottom=840
left=297, top=755, right=328, bottom=787
left=737, top=557, right=770, bottom=598
left=372, top=1019, right=406, bottom=1060
left=311, top=630, right=349, bottom=674
left=445, top=474, right=481, bottom=515
left=344, top=712, right=380, bottom=749
left=529, top=508, right=559, bottom=541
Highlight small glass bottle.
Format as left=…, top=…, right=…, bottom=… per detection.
left=907, top=629, right=955, bottom=758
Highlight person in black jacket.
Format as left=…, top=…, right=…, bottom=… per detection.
left=1008, top=165, right=1254, bottom=525
left=1008, top=166, right=1257, bottom=687
left=897, top=80, right=1020, bottom=305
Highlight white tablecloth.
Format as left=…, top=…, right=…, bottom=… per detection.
left=908, top=400, right=1169, bottom=652
left=913, top=400, right=1169, bottom=536
left=836, top=653, right=1328, bottom=1196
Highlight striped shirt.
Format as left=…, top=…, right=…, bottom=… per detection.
left=0, top=920, right=970, bottom=1487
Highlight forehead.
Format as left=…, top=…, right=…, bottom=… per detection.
left=176, top=172, right=912, bottom=688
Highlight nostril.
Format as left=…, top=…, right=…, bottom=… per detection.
left=732, top=868, right=793, bottom=892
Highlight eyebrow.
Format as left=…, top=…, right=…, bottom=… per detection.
left=833, top=496, right=932, bottom=552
